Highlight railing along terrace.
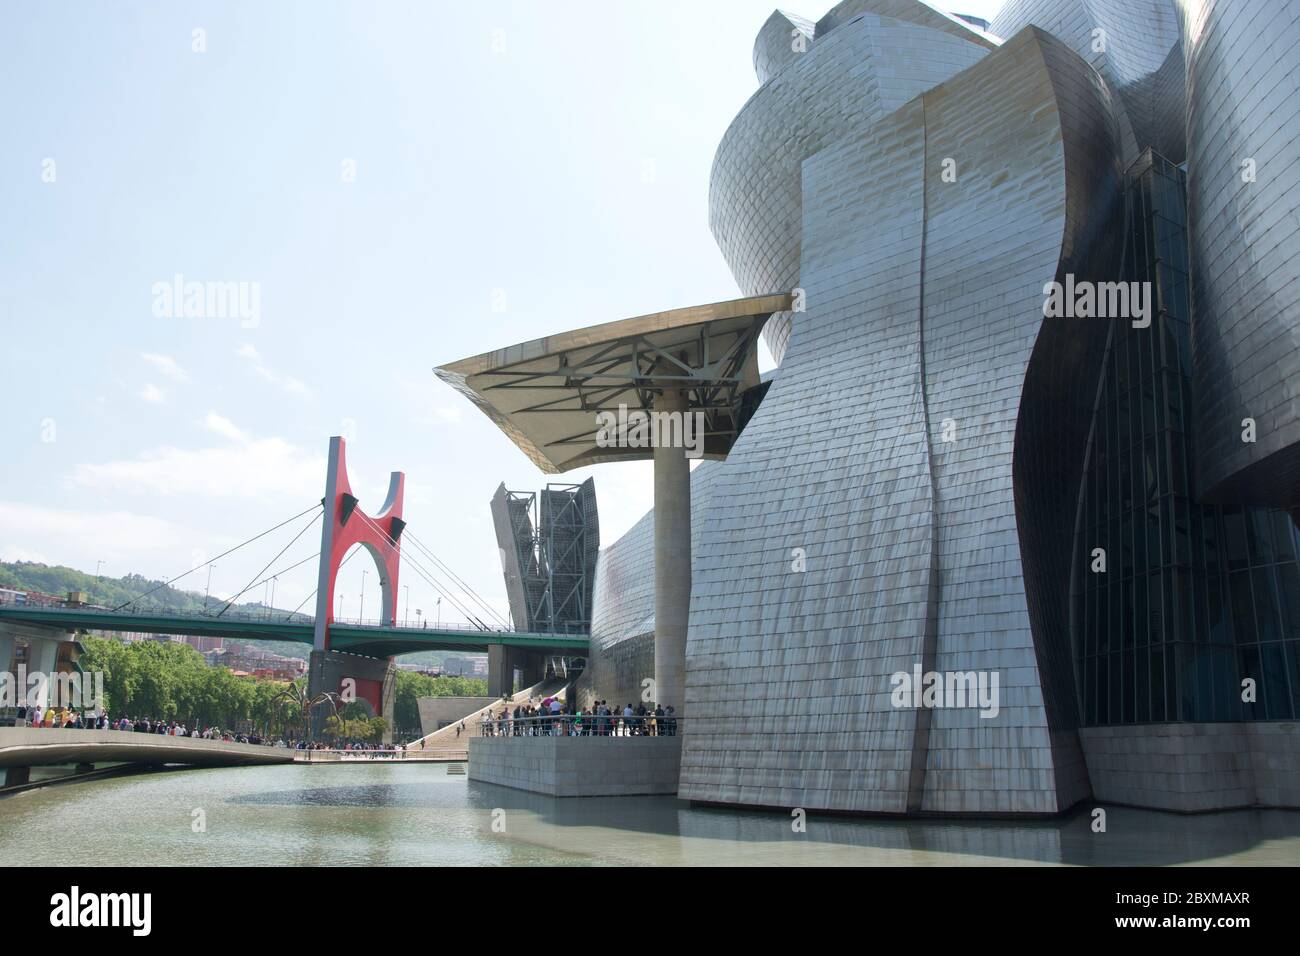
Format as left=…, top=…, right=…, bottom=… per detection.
left=475, top=713, right=682, bottom=738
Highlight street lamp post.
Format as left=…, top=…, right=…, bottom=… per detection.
left=403, top=584, right=410, bottom=626
left=360, top=570, right=368, bottom=622
left=436, top=596, right=441, bottom=626
left=204, top=565, right=216, bottom=612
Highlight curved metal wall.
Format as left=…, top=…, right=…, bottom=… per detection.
left=1176, top=0, right=1300, bottom=508
left=752, top=10, right=815, bottom=85
left=708, top=3, right=992, bottom=365
left=990, top=0, right=1186, bottom=164
left=680, top=27, right=1122, bottom=814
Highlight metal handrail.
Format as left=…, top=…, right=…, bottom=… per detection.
left=474, top=713, right=682, bottom=737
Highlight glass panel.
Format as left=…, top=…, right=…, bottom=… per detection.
left=1272, top=511, right=1296, bottom=559
left=1150, top=647, right=1166, bottom=721
left=1202, top=506, right=1221, bottom=571
left=1248, top=509, right=1276, bottom=564
left=1117, top=390, right=1132, bottom=449
left=1173, top=496, right=1191, bottom=566
left=1179, top=644, right=1198, bottom=721
left=1169, top=432, right=1187, bottom=499
left=1277, top=562, right=1300, bottom=640
left=1230, top=571, right=1256, bottom=644
left=1224, top=507, right=1249, bottom=571
left=1097, top=655, right=1107, bottom=723
left=1253, top=567, right=1281, bottom=643
left=1260, top=642, right=1292, bottom=720
left=1108, top=653, right=1121, bottom=724
left=1288, top=643, right=1300, bottom=726
left=1142, top=377, right=1158, bottom=437
left=1136, top=649, right=1150, bottom=722
left=1172, top=567, right=1192, bottom=642
left=1167, top=370, right=1185, bottom=431
left=1134, top=580, right=1148, bottom=648
left=1122, top=648, right=1135, bottom=723
left=1164, top=646, right=1178, bottom=720
left=1206, top=573, right=1229, bottom=644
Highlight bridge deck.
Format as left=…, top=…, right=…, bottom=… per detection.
left=0, top=606, right=588, bottom=657
left=0, top=727, right=295, bottom=769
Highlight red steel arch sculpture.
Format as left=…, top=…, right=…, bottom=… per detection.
left=312, top=436, right=405, bottom=652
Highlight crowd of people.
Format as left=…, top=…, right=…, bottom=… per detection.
left=479, top=699, right=677, bottom=737
left=11, top=704, right=287, bottom=743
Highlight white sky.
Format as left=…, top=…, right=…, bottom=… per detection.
left=0, top=0, right=1005, bottom=628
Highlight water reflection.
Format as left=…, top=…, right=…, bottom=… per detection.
left=0, top=764, right=1296, bottom=866
left=467, top=780, right=1300, bottom=866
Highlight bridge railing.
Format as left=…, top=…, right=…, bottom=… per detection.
left=473, top=714, right=684, bottom=738
left=0, top=604, right=536, bottom=635
left=296, top=748, right=467, bottom=761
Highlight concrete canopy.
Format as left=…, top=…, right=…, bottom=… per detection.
left=434, top=292, right=792, bottom=473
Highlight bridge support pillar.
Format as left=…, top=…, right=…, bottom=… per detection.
left=307, top=650, right=397, bottom=744
left=0, top=631, right=15, bottom=674
left=488, top=644, right=510, bottom=698
left=26, top=638, right=59, bottom=712
left=487, top=645, right=545, bottom=699
left=3, top=766, right=30, bottom=788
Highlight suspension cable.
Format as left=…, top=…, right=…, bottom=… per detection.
left=352, top=512, right=487, bottom=628
left=350, top=510, right=493, bottom=629
left=114, top=503, right=324, bottom=611
left=403, top=529, right=510, bottom=628
left=239, top=550, right=320, bottom=609
left=217, top=510, right=323, bottom=617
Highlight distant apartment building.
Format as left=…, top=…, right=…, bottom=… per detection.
left=209, top=644, right=306, bottom=680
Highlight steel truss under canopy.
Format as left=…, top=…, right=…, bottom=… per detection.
left=435, top=293, right=792, bottom=472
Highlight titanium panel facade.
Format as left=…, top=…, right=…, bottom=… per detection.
left=568, top=0, right=1300, bottom=815
left=679, top=26, right=1122, bottom=814
left=709, top=0, right=994, bottom=365
left=1175, top=0, right=1300, bottom=509
left=991, top=0, right=1186, bottom=165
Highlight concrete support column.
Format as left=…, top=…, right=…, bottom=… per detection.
left=487, top=644, right=511, bottom=698
left=307, top=649, right=396, bottom=743
left=4, top=767, right=31, bottom=788
left=517, top=650, right=544, bottom=691
left=653, top=388, right=691, bottom=715
left=0, top=631, right=16, bottom=675
left=27, top=639, right=58, bottom=712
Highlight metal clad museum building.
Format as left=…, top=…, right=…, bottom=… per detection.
left=444, top=0, right=1300, bottom=816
